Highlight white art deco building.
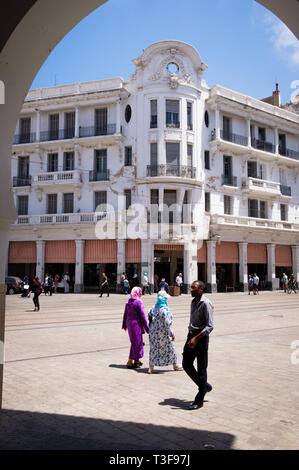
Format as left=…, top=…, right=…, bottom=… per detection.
left=8, top=40, right=299, bottom=293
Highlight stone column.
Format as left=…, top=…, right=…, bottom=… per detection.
left=267, top=243, right=276, bottom=290
left=238, top=242, right=248, bottom=292
left=184, top=241, right=198, bottom=293
left=215, top=106, right=220, bottom=140
left=117, top=239, right=126, bottom=293
left=246, top=117, right=251, bottom=147
left=116, top=100, right=121, bottom=134
left=74, top=239, right=85, bottom=293
left=158, top=97, right=165, bottom=165
left=36, top=240, right=45, bottom=281
left=274, top=127, right=279, bottom=155
left=36, top=109, right=40, bottom=142
left=291, top=245, right=299, bottom=286
left=206, top=240, right=217, bottom=293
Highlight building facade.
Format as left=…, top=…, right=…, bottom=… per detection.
left=8, top=40, right=299, bottom=292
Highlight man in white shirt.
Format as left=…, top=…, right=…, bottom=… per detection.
left=175, top=272, right=183, bottom=295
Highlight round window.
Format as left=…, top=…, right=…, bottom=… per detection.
left=204, top=110, right=209, bottom=128
left=167, top=62, right=179, bottom=74
left=125, top=104, right=132, bottom=123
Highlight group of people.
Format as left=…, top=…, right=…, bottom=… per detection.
left=248, top=273, right=260, bottom=295
left=281, top=272, right=297, bottom=294
left=122, top=280, right=214, bottom=410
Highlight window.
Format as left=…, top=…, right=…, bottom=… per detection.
left=280, top=204, right=287, bottom=221
left=49, top=114, right=59, bottom=140
left=205, top=192, right=210, bottom=212
left=94, top=191, right=107, bottom=211
left=204, top=110, right=209, bottom=128
left=19, top=118, right=31, bottom=143
left=248, top=199, right=267, bottom=219
left=47, top=153, right=58, bottom=172
left=124, top=146, right=132, bottom=166
left=94, top=149, right=107, bottom=174
left=124, top=189, right=132, bottom=210
left=18, top=156, right=29, bottom=178
left=204, top=150, right=210, bottom=170
left=223, top=156, right=232, bottom=177
left=223, top=116, right=231, bottom=139
left=248, top=161, right=263, bottom=179
left=166, top=100, right=180, bottom=128
left=95, top=108, right=107, bottom=134
left=258, top=127, right=266, bottom=142
left=187, top=102, right=193, bottom=130
left=63, top=152, right=74, bottom=171
left=64, top=112, right=75, bottom=139
left=187, top=144, right=193, bottom=168
left=279, top=134, right=286, bottom=154
left=17, top=195, right=28, bottom=216
left=166, top=142, right=179, bottom=166
left=125, top=105, right=132, bottom=123
left=63, top=193, right=74, bottom=214
left=47, top=194, right=57, bottom=214
left=150, top=100, right=157, bottom=128
left=150, top=189, right=159, bottom=205
left=224, top=195, right=232, bottom=215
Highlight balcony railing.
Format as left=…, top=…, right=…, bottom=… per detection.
left=40, top=129, right=75, bottom=141
left=33, top=170, right=82, bottom=185
left=280, top=184, right=292, bottom=196
left=89, top=170, right=110, bottom=182
left=251, top=138, right=275, bottom=154
left=210, top=213, right=299, bottom=231
left=147, top=165, right=196, bottom=179
left=242, top=177, right=281, bottom=196
left=79, top=124, right=117, bottom=138
left=220, top=130, right=248, bottom=146
left=13, top=176, right=32, bottom=187
left=165, top=121, right=180, bottom=129
left=222, top=175, right=238, bottom=186
left=15, top=212, right=108, bottom=225
left=279, top=146, right=299, bottom=161
left=13, top=133, right=36, bottom=144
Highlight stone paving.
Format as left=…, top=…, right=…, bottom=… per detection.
left=0, top=290, right=299, bottom=450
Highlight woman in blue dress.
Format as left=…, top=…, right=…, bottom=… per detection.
left=147, top=290, right=181, bottom=374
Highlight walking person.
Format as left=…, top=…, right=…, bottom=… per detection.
left=21, top=275, right=30, bottom=297
left=123, top=276, right=130, bottom=294
left=122, top=286, right=149, bottom=369
left=142, top=271, right=151, bottom=295
left=63, top=272, right=70, bottom=293
left=175, top=272, right=183, bottom=295
left=28, top=276, right=42, bottom=312
left=288, top=273, right=297, bottom=294
left=253, top=273, right=259, bottom=295
left=182, top=280, right=214, bottom=410
left=282, top=273, right=288, bottom=293
left=248, top=275, right=253, bottom=295
left=147, top=290, right=181, bottom=374
left=99, top=272, right=110, bottom=297
left=54, top=274, right=59, bottom=294
left=159, top=278, right=169, bottom=294
left=120, top=272, right=125, bottom=294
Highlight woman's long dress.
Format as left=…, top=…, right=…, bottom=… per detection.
left=122, top=298, right=149, bottom=361
left=148, top=306, right=178, bottom=368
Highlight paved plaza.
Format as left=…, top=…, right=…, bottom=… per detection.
left=0, top=290, right=299, bottom=450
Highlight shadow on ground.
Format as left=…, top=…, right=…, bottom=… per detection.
left=0, top=409, right=235, bottom=450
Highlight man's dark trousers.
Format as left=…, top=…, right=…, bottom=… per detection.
left=182, top=332, right=209, bottom=403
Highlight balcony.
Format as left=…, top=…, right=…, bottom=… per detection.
left=279, top=146, right=299, bottom=161
left=15, top=212, right=108, bottom=226
left=40, top=129, right=75, bottom=142
left=165, top=121, right=180, bottom=129
left=89, top=170, right=110, bottom=182
left=210, top=213, right=299, bottom=232
left=251, top=138, right=275, bottom=154
left=242, top=177, right=281, bottom=198
left=222, top=175, right=238, bottom=187
left=147, top=165, right=196, bottom=179
left=220, top=130, right=248, bottom=146
left=13, top=133, right=36, bottom=145
left=79, top=124, right=117, bottom=138
left=33, top=170, right=82, bottom=186
left=13, top=176, right=32, bottom=187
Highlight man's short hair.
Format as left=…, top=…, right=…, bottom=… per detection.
left=193, top=280, right=205, bottom=289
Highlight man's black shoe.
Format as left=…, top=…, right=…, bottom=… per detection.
left=206, top=383, right=213, bottom=392
left=189, top=401, right=203, bottom=410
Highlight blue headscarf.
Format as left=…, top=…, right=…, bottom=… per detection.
left=155, top=294, right=168, bottom=309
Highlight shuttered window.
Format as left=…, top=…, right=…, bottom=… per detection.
left=47, top=194, right=57, bottom=214
left=166, top=142, right=179, bottom=165
left=17, top=195, right=28, bottom=215
left=150, top=100, right=157, bottom=128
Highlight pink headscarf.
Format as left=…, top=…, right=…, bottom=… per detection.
left=130, top=286, right=142, bottom=299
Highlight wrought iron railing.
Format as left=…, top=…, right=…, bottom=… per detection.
left=222, top=175, right=238, bottom=186
left=147, top=165, right=196, bottom=179
left=40, top=129, right=75, bottom=141
left=251, top=138, right=275, bottom=153
left=79, top=124, right=117, bottom=138
left=89, top=170, right=110, bottom=182
left=280, top=184, right=292, bottom=196
left=220, top=130, right=248, bottom=146
left=279, top=146, right=299, bottom=161
left=13, top=133, right=36, bottom=144
left=13, top=176, right=32, bottom=187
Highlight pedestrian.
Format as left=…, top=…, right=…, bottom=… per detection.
left=54, top=274, right=59, bottom=294
left=142, top=271, right=151, bottom=295
left=99, top=272, right=110, bottom=297
left=253, top=273, right=259, bottom=295
left=63, top=272, right=70, bottom=293
left=123, top=276, right=130, bottom=294
left=288, top=273, right=297, bottom=294
left=44, top=273, right=49, bottom=295
left=175, top=272, right=183, bottom=295
left=120, top=272, right=125, bottom=294
left=131, top=273, right=140, bottom=289
left=122, top=286, right=149, bottom=369
left=282, top=273, right=288, bottom=293
left=147, top=290, right=181, bottom=374
left=48, top=275, right=54, bottom=296
left=28, top=276, right=42, bottom=312
left=182, top=280, right=214, bottom=410
left=248, top=275, right=253, bottom=295
left=21, top=275, right=30, bottom=297
left=159, top=278, right=169, bottom=294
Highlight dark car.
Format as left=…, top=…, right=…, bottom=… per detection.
left=5, top=276, right=23, bottom=295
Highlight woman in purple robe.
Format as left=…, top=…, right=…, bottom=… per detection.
left=122, top=286, right=149, bottom=369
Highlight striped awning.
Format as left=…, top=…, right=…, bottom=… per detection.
left=126, top=239, right=141, bottom=263
left=8, top=241, right=36, bottom=263
left=247, top=243, right=267, bottom=264
left=216, top=242, right=239, bottom=264
left=84, top=239, right=117, bottom=263
left=45, top=240, right=76, bottom=263
left=275, top=245, right=292, bottom=267
left=154, top=244, right=184, bottom=251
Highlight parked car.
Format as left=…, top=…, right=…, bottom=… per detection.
left=5, top=276, right=24, bottom=295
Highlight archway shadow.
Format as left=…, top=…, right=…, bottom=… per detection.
left=0, top=408, right=235, bottom=450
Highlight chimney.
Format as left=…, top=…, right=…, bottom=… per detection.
left=261, top=83, right=281, bottom=107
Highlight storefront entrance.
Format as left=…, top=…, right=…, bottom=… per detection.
left=154, top=245, right=184, bottom=289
